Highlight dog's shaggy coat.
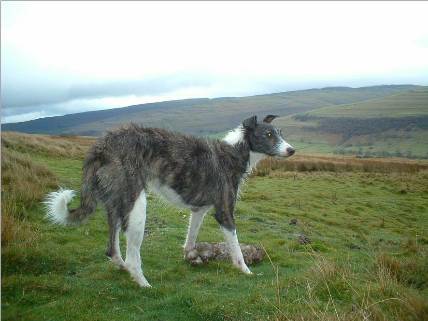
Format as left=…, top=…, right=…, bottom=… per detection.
left=45, top=115, right=294, bottom=287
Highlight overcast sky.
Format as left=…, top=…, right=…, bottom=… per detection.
left=2, top=1, right=428, bottom=123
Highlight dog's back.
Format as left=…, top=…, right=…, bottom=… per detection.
left=90, top=124, right=247, bottom=208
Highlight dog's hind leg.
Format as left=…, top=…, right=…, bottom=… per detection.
left=106, top=212, right=125, bottom=269
left=124, top=190, right=151, bottom=288
left=184, top=207, right=210, bottom=258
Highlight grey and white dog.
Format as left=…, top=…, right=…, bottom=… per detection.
left=45, top=115, right=295, bottom=287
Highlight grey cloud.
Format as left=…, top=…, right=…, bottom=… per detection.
left=66, top=74, right=214, bottom=101
left=3, top=68, right=428, bottom=124
left=2, top=84, right=69, bottom=109
left=2, top=72, right=215, bottom=109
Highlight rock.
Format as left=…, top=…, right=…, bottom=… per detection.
left=347, top=243, right=361, bottom=250
left=184, top=242, right=265, bottom=266
left=191, top=256, right=203, bottom=266
left=298, top=234, right=311, bottom=245
left=289, top=218, right=298, bottom=225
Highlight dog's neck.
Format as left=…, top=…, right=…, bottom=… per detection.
left=223, top=125, right=267, bottom=173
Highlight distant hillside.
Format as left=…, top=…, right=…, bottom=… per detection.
left=2, top=85, right=421, bottom=137
left=275, top=88, right=428, bottom=158
left=308, top=89, right=428, bottom=118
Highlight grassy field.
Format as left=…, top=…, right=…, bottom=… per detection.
left=2, top=133, right=428, bottom=321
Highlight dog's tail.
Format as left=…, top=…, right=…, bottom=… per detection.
left=44, top=155, right=100, bottom=225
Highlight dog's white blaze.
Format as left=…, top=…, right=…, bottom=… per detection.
left=223, top=125, right=266, bottom=172
left=223, top=125, right=244, bottom=145
left=125, top=190, right=151, bottom=287
left=277, top=139, right=293, bottom=156
left=221, top=227, right=252, bottom=274
left=44, top=188, right=75, bottom=225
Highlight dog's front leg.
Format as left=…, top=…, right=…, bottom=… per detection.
left=215, top=202, right=252, bottom=275
left=221, top=227, right=252, bottom=274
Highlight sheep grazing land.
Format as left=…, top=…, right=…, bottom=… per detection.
left=2, top=132, right=427, bottom=321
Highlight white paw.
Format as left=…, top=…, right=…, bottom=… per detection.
left=135, top=276, right=152, bottom=288
left=126, top=265, right=151, bottom=288
left=242, top=266, right=253, bottom=275
left=110, top=256, right=126, bottom=269
left=131, top=273, right=151, bottom=288
left=233, top=259, right=252, bottom=274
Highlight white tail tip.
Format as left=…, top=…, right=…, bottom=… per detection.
left=44, top=188, right=75, bottom=225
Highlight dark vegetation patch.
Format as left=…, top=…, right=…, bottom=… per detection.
left=253, top=154, right=428, bottom=175
left=294, top=114, right=428, bottom=140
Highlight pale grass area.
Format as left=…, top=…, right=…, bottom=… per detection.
left=1, top=212, right=38, bottom=248
left=1, top=133, right=74, bottom=246
left=260, top=246, right=427, bottom=321
left=1, top=147, right=58, bottom=211
left=1, top=131, right=96, bottom=158
left=1, top=132, right=95, bottom=246
left=254, top=154, right=428, bottom=176
left=1, top=148, right=57, bottom=246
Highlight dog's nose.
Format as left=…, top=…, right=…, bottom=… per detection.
left=287, top=147, right=295, bottom=156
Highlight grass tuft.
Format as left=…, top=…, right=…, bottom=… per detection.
left=2, top=131, right=95, bottom=159
left=1, top=137, right=59, bottom=247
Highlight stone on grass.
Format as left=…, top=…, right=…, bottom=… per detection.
left=185, top=242, right=265, bottom=266
left=298, top=234, right=311, bottom=245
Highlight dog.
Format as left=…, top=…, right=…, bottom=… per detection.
left=44, top=115, right=295, bottom=287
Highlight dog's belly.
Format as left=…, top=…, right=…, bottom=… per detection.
left=148, top=180, right=191, bottom=209
left=148, top=179, right=213, bottom=212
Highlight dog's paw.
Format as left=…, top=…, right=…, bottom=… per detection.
left=241, top=266, right=253, bottom=275
left=110, top=256, right=126, bottom=270
left=138, top=280, right=152, bottom=288
left=132, top=274, right=152, bottom=288
left=125, top=264, right=152, bottom=288
left=234, top=259, right=252, bottom=275
left=136, top=280, right=152, bottom=288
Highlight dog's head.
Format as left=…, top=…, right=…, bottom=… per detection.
left=242, top=115, right=295, bottom=157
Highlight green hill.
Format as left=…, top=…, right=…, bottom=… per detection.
left=308, top=89, right=428, bottom=118
left=3, top=85, right=421, bottom=136
left=276, top=89, right=428, bottom=158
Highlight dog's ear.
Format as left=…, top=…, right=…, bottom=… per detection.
left=243, top=116, right=257, bottom=130
left=263, top=115, right=279, bottom=123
